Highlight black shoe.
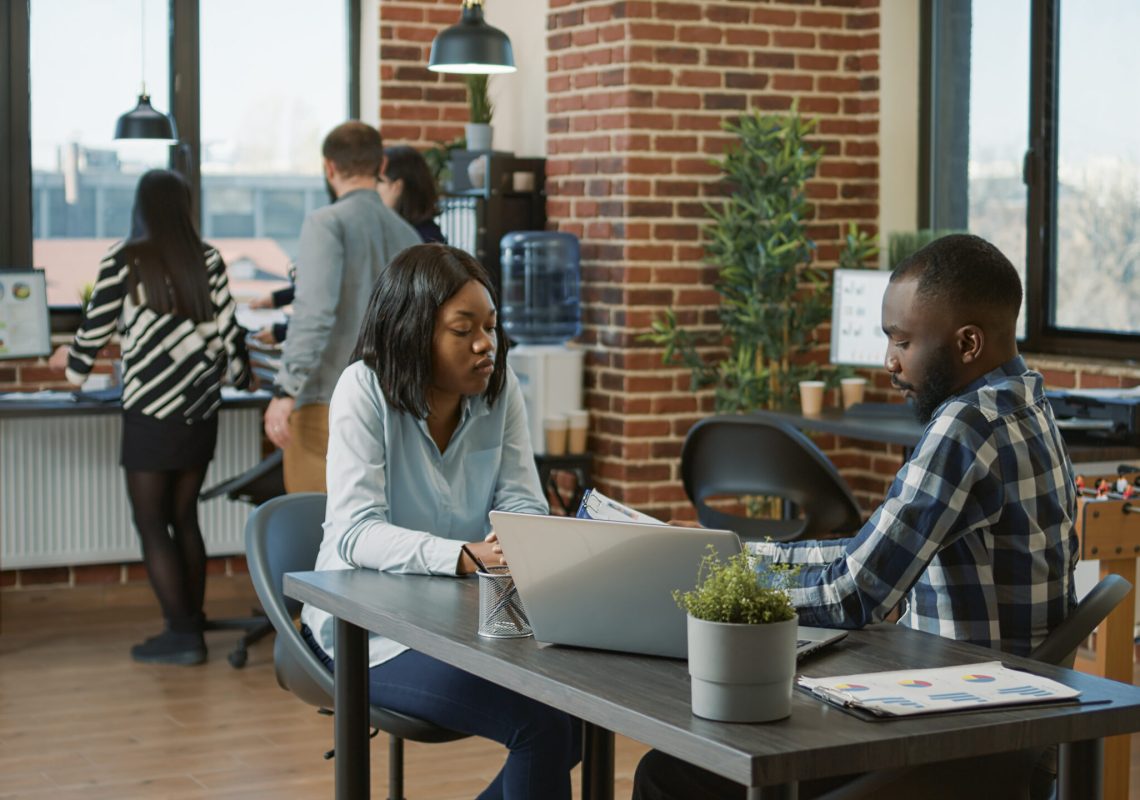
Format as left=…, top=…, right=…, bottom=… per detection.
left=130, top=630, right=207, bottom=666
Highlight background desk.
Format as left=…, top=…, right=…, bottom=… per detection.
left=0, top=390, right=269, bottom=569
left=287, top=569, right=1140, bottom=800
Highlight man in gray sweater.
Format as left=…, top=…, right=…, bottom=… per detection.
left=264, top=121, right=420, bottom=492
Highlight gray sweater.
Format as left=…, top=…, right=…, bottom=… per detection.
left=276, top=189, right=421, bottom=406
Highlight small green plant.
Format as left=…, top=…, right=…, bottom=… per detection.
left=887, top=229, right=964, bottom=269
left=78, top=282, right=95, bottom=309
left=673, top=547, right=798, bottom=625
left=422, top=137, right=465, bottom=190
left=465, top=74, right=493, bottom=124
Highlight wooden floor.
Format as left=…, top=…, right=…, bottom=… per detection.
left=0, top=576, right=648, bottom=799
left=5, top=576, right=1140, bottom=800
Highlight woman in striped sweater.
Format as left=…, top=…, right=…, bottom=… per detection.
left=50, top=169, right=252, bottom=665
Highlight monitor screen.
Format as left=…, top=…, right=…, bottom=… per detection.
left=0, top=269, right=52, bottom=360
left=830, top=268, right=891, bottom=367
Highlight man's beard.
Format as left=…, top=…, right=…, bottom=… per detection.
left=894, top=345, right=959, bottom=423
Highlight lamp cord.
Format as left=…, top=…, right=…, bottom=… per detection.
left=139, top=0, right=147, bottom=97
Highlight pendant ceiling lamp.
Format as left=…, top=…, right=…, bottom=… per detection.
left=428, top=0, right=517, bottom=75
left=114, top=0, right=178, bottom=141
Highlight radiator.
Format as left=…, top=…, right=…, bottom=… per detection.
left=1, top=408, right=264, bottom=569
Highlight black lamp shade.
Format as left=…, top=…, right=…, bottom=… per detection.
left=428, top=3, right=516, bottom=75
left=115, top=94, right=178, bottom=141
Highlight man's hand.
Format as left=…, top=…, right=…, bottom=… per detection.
left=252, top=326, right=278, bottom=345
left=264, top=396, right=295, bottom=449
left=248, top=294, right=274, bottom=310
left=47, top=345, right=70, bottom=371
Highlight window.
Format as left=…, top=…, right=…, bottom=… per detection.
left=922, top=0, right=1140, bottom=358
left=2, top=0, right=360, bottom=324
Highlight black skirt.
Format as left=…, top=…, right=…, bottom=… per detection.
left=121, top=410, right=219, bottom=472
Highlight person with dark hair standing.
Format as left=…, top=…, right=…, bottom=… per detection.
left=264, top=121, right=420, bottom=491
left=633, top=234, right=1080, bottom=799
left=299, top=243, right=580, bottom=798
left=49, top=169, right=251, bottom=666
left=378, top=144, right=447, bottom=244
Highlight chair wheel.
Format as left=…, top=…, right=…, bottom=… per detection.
left=228, top=649, right=248, bottom=668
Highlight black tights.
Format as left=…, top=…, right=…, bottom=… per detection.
left=125, top=465, right=210, bottom=633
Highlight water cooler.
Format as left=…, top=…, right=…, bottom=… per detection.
left=501, top=231, right=583, bottom=455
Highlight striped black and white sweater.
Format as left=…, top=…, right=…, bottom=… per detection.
left=65, top=242, right=251, bottom=422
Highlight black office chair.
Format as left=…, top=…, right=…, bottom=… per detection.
left=245, top=492, right=470, bottom=800
left=681, top=414, right=864, bottom=541
left=813, top=574, right=1134, bottom=800
left=198, top=449, right=286, bottom=667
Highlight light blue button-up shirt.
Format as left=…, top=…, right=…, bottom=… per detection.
left=301, top=360, right=548, bottom=666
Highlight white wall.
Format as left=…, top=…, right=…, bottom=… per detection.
left=484, top=0, right=548, bottom=157
left=878, top=0, right=921, bottom=266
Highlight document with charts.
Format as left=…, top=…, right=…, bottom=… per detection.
left=798, top=661, right=1080, bottom=718
left=576, top=488, right=663, bottom=524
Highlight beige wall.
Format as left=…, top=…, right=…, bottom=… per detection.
left=484, top=0, right=548, bottom=157
left=878, top=0, right=921, bottom=265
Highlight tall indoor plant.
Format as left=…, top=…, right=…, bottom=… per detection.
left=465, top=74, right=493, bottom=151
left=646, top=108, right=877, bottom=413
left=674, top=548, right=799, bottom=722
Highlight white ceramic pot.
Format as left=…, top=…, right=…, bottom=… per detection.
left=687, top=613, right=798, bottom=722
left=465, top=122, right=493, bottom=152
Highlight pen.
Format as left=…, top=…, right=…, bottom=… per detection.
left=461, top=543, right=489, bottom=574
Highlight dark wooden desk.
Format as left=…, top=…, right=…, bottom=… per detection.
left=286, top=569, right=1140, bottom=800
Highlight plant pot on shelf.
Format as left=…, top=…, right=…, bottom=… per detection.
left=687, top=613, right=798, bottom=722
left=465, top=123, right=493, bottom=152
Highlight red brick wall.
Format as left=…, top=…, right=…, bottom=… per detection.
left=377, top=0, right=469, bottom=148
left=545, top=0, right=883, bottom=520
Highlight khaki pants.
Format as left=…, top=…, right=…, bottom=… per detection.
left=283, top=403, right=329, bottom=493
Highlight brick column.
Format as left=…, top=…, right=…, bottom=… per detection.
left=546, top=0, right=883, bottom=519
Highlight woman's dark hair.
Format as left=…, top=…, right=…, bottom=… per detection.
left=382, top=145, right=441, bottom=224
left=352, top=244, right=505, bottom=418
left=123, top=169, right=212, bottom=321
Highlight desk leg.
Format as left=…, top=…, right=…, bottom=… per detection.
left=335, top=617, right=370, bottom=800
left=1094, top=558, right=1135, bottom=800
left=582, top=722, right=614, bottom=800
left=1059, top=738, right=1104, bottom=800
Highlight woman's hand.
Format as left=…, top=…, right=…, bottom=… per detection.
left=457, top=533, right=505, bottom=575
left=248, top=293, right=275, bottom=310
left=47, top=345, right=70, bottom=371
left=252, top=326, right=278, bottom=345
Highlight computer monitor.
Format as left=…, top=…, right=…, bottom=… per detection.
left=0, top=269, right=51, bottom=360
left=830, top=268, right=890, bottom=367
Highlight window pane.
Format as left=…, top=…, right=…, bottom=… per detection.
left=967, top=1, right=1031, bottom=339
left=30, top=0, right=171, bottom=307
left=1055, top=0, right=1140, bottom=335
left=200, top=0, right=348, bottom=301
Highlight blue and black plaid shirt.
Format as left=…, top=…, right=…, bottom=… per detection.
left=752, top=356, right=1079, bottom=656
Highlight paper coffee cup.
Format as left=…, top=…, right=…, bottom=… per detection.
left=798, top=381, right=826, bottom=416
left=544, top=414, right=568, bottom=456
left=512, top=171, right=536, bottom=192
left=840, top=377, right=867, bottom=409
left=567, top=410, right=589, bottom=454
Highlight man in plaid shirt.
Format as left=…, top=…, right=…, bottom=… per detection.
left=634, top=234, right=1080, bottom=800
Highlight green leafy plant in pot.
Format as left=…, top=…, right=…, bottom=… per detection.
left=464, top=74, right=493, bottom=152
left=674, top=547, right=799, bottom=722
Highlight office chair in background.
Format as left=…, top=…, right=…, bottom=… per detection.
left=198, top=449, right=286, bottom=667
left=813, top=574, right=1134, bottom=800
left=681, top=415, right=864, bottom=542
left=245, top=492, right=470, bottom=800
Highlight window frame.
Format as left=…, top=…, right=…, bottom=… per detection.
left=921, top=0, right=1140, bottom=361
left=1, top=0, right=362, bottom=331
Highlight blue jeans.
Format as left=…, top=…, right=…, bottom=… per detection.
left=303, top=625, right=581, bottom=799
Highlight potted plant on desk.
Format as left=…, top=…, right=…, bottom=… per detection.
left=674, top=547, right=799, bottom=722
left=464, top=74, right=493, bottom=152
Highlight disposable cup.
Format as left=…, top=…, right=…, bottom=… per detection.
left=544, top=414, right=568, bottom=456
left=567, top=410, right=589, bottom=454
left=798, top=381, right=826, bottom=416
left=841, top=377, right=867, bottom=409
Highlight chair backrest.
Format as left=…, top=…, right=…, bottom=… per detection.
left=681, top=414, right=864, bottom=541
left=1030, top=574, right=1133, bottom=667
left=245, top=492, right=338, bottom=709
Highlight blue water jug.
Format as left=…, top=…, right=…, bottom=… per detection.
left=500, top=231, right=581, bottom=344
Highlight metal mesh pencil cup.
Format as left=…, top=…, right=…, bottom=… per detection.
left=477, top=566, right=532, bottom=638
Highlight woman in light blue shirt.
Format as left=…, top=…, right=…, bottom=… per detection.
left=300, top=243, right=579, bottom=799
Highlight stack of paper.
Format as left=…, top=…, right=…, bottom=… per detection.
left=798, top=661, right=1080, bottom=718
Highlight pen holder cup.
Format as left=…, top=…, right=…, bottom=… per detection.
left=477, top=566, right=533, bottom=639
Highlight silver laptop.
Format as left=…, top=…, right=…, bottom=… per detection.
left=490, top=511, right=847, bottom=660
